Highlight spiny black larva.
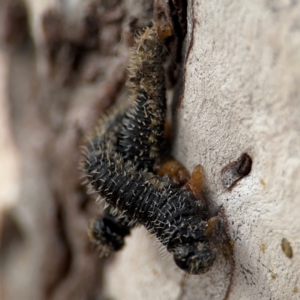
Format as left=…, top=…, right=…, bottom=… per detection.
left=116, top=23, right=172, bottom=170
left=84, top=23, right=216, bottom=274
left=87, top=22, right=173, bottom=253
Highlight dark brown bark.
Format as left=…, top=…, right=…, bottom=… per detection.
left=0, top=0, right=156, bottom=299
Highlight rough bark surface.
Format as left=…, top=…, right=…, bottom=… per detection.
left=0, top=0, right=299, bottom=300
left=103, top=1, right=300, bottom=299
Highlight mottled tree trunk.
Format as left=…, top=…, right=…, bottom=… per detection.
left=0, top=0, right=299, bottom=300
left=0, top=0, right=153, bottom=299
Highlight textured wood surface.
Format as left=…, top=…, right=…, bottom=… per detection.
left=103, top=1, right=300, bottom=299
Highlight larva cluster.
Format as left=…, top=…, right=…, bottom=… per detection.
left=84, top=23, right=216, bottom=274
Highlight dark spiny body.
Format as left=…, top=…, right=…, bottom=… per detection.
left=117, top=90, right=166, bottom=170
left=84, top=24, right=216, bottom=274
left=86, top=114, right=215, bottom=273
left=89, top=212, right=131, bottom=252
left=117, top=24, right=169, bottom=170
left=88, top=24, right=169, bottom=249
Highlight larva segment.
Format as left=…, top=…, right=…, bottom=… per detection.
left=118, top=23, right=172, bottom=170
left=117, top=90, right=166, bottom=170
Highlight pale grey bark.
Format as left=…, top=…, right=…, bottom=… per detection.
left=103, top=1, right=300, bottom=299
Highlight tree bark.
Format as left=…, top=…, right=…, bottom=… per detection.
left=102, top=1, right=300, bottom=299
left=0, top=0, right=299, bottom=300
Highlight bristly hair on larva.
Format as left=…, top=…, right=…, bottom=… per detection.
left=113, top=22, right=173, bottom=169
left=84, top=22, right=174, bottom=255
left=83, top=22, right=216, bottom=274
left=88, top=210, right=132, bottom=256
left=118, top=22, right=173, bottom=170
